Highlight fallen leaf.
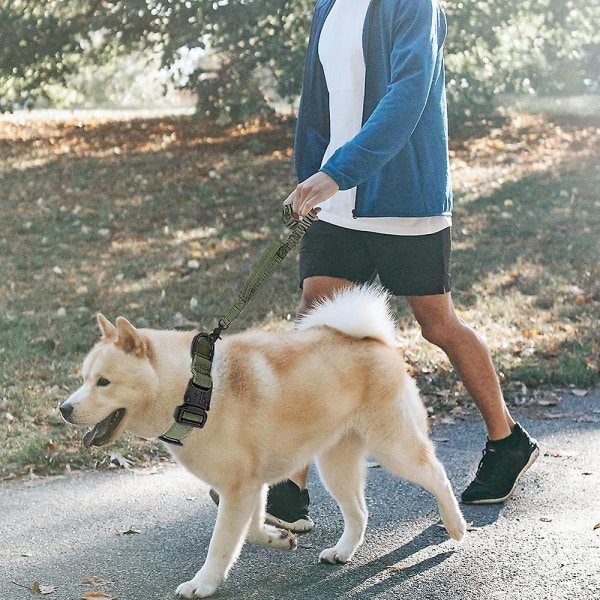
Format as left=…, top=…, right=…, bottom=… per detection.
left=386, top=564, right=409, bottom=572
left=586, top=360, right=599, bottom=373
left=537, top=399, right=558, bottom=406
left=543, top=412, right=570, bottom=419
left=108, top=452, right=131, bottom=469
left=437, top=365, right=451, bottom=378
left=40, top=586, right=57, bottom=596
left=29, top=581, right=57, bottom=595
left=544, top=449, right=579, bottom=458
left=81, top=592, right=115, bottom=600
left=80, top=577, right=111, bottom=586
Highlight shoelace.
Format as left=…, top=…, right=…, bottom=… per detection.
left=475, top=443, right=499, bottom=479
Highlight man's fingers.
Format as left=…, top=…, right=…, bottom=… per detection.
left=283, top=189, right=295, bottom=206
left=299, top=196, right=318, bottom=217
left=284, top=172, right=338, bottom=218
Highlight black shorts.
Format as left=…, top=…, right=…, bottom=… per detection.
left=299, top=221, right=452, bottom=296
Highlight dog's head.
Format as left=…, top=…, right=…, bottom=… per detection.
left=59, top=314, right=159, bottom=447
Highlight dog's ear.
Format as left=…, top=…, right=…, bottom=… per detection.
left=97, top=313, right=117, bottom=339
left=115, top=316, right=152, bottom=358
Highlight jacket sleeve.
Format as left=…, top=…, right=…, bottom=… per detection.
left=320, top=0, right=444, bottom=190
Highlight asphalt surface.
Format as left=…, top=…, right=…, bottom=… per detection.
left=1, top=390, right=598, bottom=600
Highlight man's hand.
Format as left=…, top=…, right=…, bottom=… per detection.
left=283, top=171, right=339, bottom=218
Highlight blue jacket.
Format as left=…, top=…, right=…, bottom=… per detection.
left=294, top=0, right=452, bottom=218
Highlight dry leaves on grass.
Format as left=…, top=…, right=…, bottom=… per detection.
left=1, top=111, right=598, bottom=478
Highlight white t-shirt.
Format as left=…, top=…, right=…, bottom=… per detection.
left=317, top=0, right=451, bottom=235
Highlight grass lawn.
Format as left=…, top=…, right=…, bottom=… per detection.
left=1, top=111, right=599, bottom=479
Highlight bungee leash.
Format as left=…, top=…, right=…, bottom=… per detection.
left=159, top=205, right=318, bottom=446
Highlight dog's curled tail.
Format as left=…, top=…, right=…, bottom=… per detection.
left=296, top=284, right=397, bottom=347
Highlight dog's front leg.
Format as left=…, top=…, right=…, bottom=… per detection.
left=175, top=489, right=257, bottom=598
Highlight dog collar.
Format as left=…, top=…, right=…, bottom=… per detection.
left=158, top=331, right=217, bottom=446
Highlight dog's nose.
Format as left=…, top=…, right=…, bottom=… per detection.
left=59, top=402, right=73, bottom=421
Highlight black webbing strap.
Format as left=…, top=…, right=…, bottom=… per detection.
left=159, top=206, right=318, bottom=446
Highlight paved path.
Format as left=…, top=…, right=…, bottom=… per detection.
left=1, top=391, right=598, bottom=600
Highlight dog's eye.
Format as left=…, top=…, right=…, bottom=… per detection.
left=96, top=377, right=111, bottom=387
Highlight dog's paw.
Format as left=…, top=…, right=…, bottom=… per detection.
left=176, top=579, right=219, bottom=598
left=444, top=514, right=468, bottom=542
left=271, top=526, right=298, bottom=551
left=265, top=525, right=298, bottom=550
left=247, top=524, right=298, bottom=550
left=319, top=546, right=353, bottom=565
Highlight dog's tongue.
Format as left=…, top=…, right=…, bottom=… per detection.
left=83, top=421, right=108, bottom=447
left=82, top=408, right=125, bottom=447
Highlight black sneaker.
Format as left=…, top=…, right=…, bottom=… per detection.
left=461, top=423, right=540, bottom=504
left=265, top=480, right=314, bottom=533
left=208, top=479, right=314, bottom=533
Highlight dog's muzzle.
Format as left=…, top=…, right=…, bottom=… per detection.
left=59, top=401, right=75, bottom=423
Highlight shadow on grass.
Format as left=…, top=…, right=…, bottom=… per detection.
left=450, top=157, right=599, bottom=388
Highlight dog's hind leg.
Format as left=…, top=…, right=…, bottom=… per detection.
left=366, top=408, right=467, bottom=542
left=246, top=484, right=298, bottom=550
left=175, top=485, right=260, bottom=598
left=315, top=432, right=368, bottom=564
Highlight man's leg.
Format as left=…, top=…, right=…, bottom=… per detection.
left=287, top=275, right=356, bottom=491
left=261, top=276, right=357, bottom=530
left=408, top=292, right=539, bottom=504
left=408, top=292, right=514, bottom=441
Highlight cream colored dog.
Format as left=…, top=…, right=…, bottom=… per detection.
left=60, top=285, right=466, bottom=598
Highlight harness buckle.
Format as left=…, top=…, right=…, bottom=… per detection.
left=173, top=379, right=212, bottom=428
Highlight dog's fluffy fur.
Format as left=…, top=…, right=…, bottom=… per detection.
left=61, top=285, right=466, bottom=598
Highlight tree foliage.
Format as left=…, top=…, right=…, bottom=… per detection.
left=444, top=0, right=600, bottom=116
left=1, top=0, right=599, bottom=121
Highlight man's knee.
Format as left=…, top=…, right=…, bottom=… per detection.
left=409, top=294, right=463, bottom=349
left=299, top=276, right=354, bottom=317
left=418, top=312, right=469, bottom=349
left=419, top=321, right=448, bottom=348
